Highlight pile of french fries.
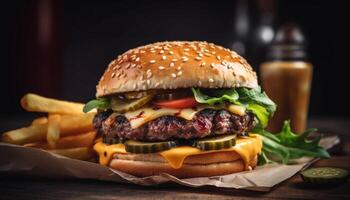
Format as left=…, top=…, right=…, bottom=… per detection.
left=1, top=93, right=97, bottom=161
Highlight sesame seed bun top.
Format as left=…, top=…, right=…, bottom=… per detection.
left=96, top=41, right=258, bottom=97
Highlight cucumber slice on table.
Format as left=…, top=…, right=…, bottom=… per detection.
left=125, top=140, right=177, bottom=153
left=301, top=167, right=349, bottom=184
left=193, top=134, right=236, bottom=151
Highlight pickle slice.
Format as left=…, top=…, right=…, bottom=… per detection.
left=102, top=136, right=120, bottom=145
left=301, top=167, right=349, bottom=184
left=193, top=134, right=236, bottom=151
left=125, top=140, right=177, bottom=153
left=111, top=93, right=154, bottom=113
left=124, top=91, right=154, bottom=99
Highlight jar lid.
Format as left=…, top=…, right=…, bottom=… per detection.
left=267, top=23, right=308, bottom=60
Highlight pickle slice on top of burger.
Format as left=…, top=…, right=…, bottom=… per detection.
left=84, top=41, right=275, bottom=178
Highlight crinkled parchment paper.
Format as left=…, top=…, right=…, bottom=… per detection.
left=0, top=136, right=339, bottom=191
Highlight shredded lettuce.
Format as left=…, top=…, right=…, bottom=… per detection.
left=255, top=121, right=330, bottom=165
left=191, top=87, right=276, bottom=128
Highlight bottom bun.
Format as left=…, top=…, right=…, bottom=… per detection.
left=110, top=152, right=257, bottom=178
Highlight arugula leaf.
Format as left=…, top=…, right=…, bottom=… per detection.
left=83, top=98, right=110, bottom=113
left=254, top=120, right=330, bottom=165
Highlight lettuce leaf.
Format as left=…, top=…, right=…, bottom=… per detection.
left=83, top=98, right=110, bottom=113
left=236, top=87, right=276, bottom=115
left=191, top=87, right=276, bottom=128
left=254, top=120, right=330, bottom=164
left=191, top=88, right=240, bottom=105
left=246, top=103, right=269, bottom=128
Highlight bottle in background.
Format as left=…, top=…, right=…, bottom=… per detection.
left=260, top=23, right=312, bottom=133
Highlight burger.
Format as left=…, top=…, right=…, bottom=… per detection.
left=83, top=41, right=276, bottom=178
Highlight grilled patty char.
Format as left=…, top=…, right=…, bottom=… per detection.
left=94, top=109, right=255, bottom=142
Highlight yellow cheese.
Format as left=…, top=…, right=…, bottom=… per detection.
left=227, top=104, right=246, bottom=116
left=93, top=142, right=126, bottom=166
left=94, top=134, right=262, bottom=170
left=124, top=105, right=246, bottom=129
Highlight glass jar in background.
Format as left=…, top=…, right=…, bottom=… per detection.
left=260, top=23, right=312, bottom=134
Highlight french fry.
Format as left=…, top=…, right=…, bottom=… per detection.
left=2, top=113, right=95, bottom=145
left=59, top=113, right=95, bottom=136
left=48, top=147, right=94, bottom=160
left=47, top=114, right=61, bottom=149
left=21, top=93, right=91, bottom=115
left=1, top=124, right=47, bottom=145
left=56, top=131, right=96, bottom=149
left=26, top=131, right=96, bottom=149
left=32, top=117, right=48, bottom=125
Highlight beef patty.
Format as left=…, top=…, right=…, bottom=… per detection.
left=94, top=109, right=255, bottom=142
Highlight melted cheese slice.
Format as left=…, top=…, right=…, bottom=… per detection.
left=94, top=134, right=262, bottom=170
left=124, top=105, right=246, bottom=129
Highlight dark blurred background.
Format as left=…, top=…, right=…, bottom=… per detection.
left=0, top=0, right=343, bottom=121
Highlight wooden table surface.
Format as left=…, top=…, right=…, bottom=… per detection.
left=1, top=117, right=350, bottom=200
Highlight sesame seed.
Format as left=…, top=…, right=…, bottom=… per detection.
left=163, top=47, right=169, bottom=50
left=211, top=51, right=216, bottom=55
left=182, top=56, right=189, bottom=62
left=177, top=66, right=181, bottom=71
left=140, top=50, right=146, bottom=54
left=146, top=69, right=152, bottom=78
left=158, top=66, right=165, bottom=70
left=198, top=53, right=203, bottom=57
left=131, top=63, right=137, bottom=68
left=177, top=71, right=183, bottom=76
left=172, top=58, right=178, bottom=62
left=149, top=60, right=156, bottom=64
left=204, top=53, right=212, bottom=57
left=146, top=79, right=151, bottom=85
left=171, top=73, right=177, bottom=78
left=195, top=57, right=202, bottom=61
left=169, top=62, right=175, bottom=67
left=169, top=51, right=174, bottom=55
left=200, top=62, right=206, bottom=67
left=111, top=72, right=116, bottom=78
left=159, top=50, right=164, bottom=54
left=209, top=78, right=214, bottom=83
left=216, top=55, right=221, bottom=60
left=150, top=50, right=156, bottom=53
left=137, top=65, right=142, bottom=69
left=116, top=72, right=122, bottom=78
left=211, top=63, right=216, bottom=68
left=162, top=55, right=166, bottom=60
left=204, top=49, right=210, bottom=53
left=221, top=61, right=227, bottom=65
left=125, top=63, right=131, bottom=69
left=184, top=48, right=190, bottom=52
left=135, top=57, right=140, bottom=62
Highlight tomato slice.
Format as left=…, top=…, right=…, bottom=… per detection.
left=154, top=97, right=197, bottom=109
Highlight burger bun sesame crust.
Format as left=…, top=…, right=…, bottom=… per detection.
left=96, top=41, right=258, bottom=97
